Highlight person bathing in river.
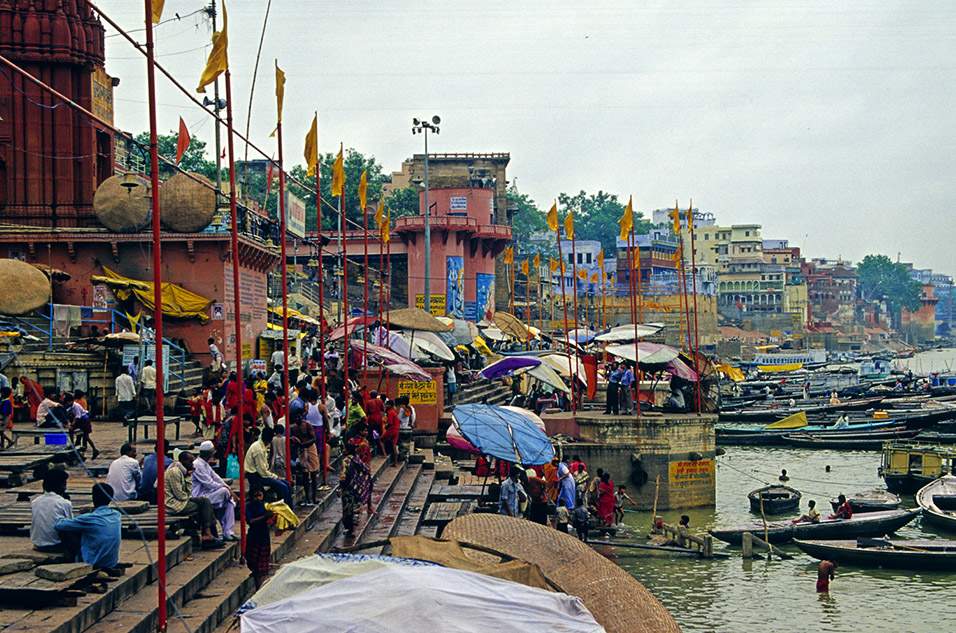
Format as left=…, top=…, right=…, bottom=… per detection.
left=817, top=559, right=838, bottom=593
left=613, top=485, right=637, bottom=525
left=793, top=499, right=821, bottom=524
left=830, top=494, right=852, bottom=520
left=596, top=472, right=616, bottom=525
left=778, top=469, right=790, bottom=482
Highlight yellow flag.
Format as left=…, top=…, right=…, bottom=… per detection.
left=619, top=196, right=634, bottom=240
left=561, top=262, right=566, bottom=275
left=590, top=271, right=599, bottom=283
left=550, top=257, right=559, bottom=273
left=381, top=209, right=391, bottom=244
left=375, top=201, right=385, bottom=232
left=304, top=114, right=318, bottom=177
left=670, top=249, right=681, bottom=263
left=332, top=144, right=345, bottom=197
left=504, top=246, right=514, bottom=264
left=577, top=269, right=587, bottom=281
left=597, top=249, right=604, bottom=270
left=668, top=200, right=681, bottom=235
left=151, top=0, right=164, bottom=23
left=521, top=259, right=529, bottom=276
left=533, top=253, right=541, bottom=269
left=275, top=60, right=285, bottom=124
left=546, top=203, right=559, bottom=232
left=358, top=170, right=368, bottom=212
left=564, top=210, right=574, bottom=240
left=196, top=1, right=228, bottom=93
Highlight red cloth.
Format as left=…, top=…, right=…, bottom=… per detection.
left=581, top=354, right=598, bottom=400
left=383, top=409, right=400, bottom=442
left=597, top=481, right=615, bottom=523
left=816, top=578, right=829, bottom=593
left=225, top=382, right=241, bottom=410
left=365, top=398, right=385, bottom=431
left=20, top=377, right=42, bottom=420
left=245, top=541, right=271, bottom=576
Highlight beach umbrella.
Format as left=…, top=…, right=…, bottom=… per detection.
left=327, top=315, right=379, bottom=341
left=388, top=307, right=450, bottom=332
left=451, top=404, right=555, bottom=465
left=593, top=323, right=663, bottom=342
left=352, top=341, right=431, bottom=381
left=479, top=355, right=542, bottom=380
left=500, top=405, right=547, bottom=431
left=539, top=352, right=589, bottom=389
left=524, top=363, right=571, bottom=394
left=567, top=327, right=596, bottom=344
left=493, top=311, right=532, bottom=341
left=606, top=341, right=680, bottom=365
left=481, top=326, right=508, bottom=342
left=398, top=330, right=455, bottom=361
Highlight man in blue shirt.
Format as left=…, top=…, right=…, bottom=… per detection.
left=137, top=439, right=173, bottom=504
left=604, top=363, right=622, bottom=415
left=55, top=483, right=122, bottom=569
left=620, top=364, right=635, bottom=415
left=498, top=466, right=526, bottom=517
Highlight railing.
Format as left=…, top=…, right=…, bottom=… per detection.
left=14, top=304, right=188, bottom=391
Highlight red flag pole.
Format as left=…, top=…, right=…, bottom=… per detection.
left=276, top=122, right=292, bottom=486
left=568, top=216, right=582, bottom=409
left=625, top=231, right=638, bottom=417
left=687, top=200, right=703, bottom=413
left=378, top=209, right=385, bottom=389
left=314, top=116, right=326, bottom=401
left=678, top=233, right=692, bottom=352
left=385, top=223, right=391, bottom=397
left=143, top=4, right=167, bottom=629
left=224, top=70, right=247, bottom=554
left=363, top=192, right=369, bottom=383
left=339, top=166, right=349, bottom=412
left=630, top=225, right=643, bottom=417
left=554, top=216, right=576, bottom=412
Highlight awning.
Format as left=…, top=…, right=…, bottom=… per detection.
left=593, top=323, right=664, bottom=342
left=352, top=341, right=431, bottom=381
left=451, top=404, right=555, bottom=465
left=327, top=315, right=379, bottom=341
left=91, top=266, right=212, bottom=323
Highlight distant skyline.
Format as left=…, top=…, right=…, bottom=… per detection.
left=97, top=1, right=956, bottom=277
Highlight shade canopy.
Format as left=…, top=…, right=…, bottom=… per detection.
left=605, top=342, right=698, bottom=381
left=452, top=404, right=555, bottom=465
left=352, top=341, right=431, bottom=381
left=481, top=326, right=508, bottom=341
left=524, top=362, right=571, bottom=394
left=593, top=323, right=664, bottom=342
left=493, top=311, right=532, bottom=341
left=479, top=356, right=542, bottom=380
left=327, top=315, right=378, bottom=341
left=397, top=330, right=455, bottom=361
left=387, top=307, right=450, bottom=332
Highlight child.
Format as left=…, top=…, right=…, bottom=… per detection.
left=0, top=386, right=14, bottom=448
left=187, top=388, right=204, bottom=435
left=245, top=486, right=274, bottom=588
left=572, top=496, right=590, bottom=542
left=554, top=498, right=570, bottom=534
left=613, top=484, right=637, bottom=525
left=62, top=392, right=98, bottom=460
left=73, top=390, right=89, bottom=413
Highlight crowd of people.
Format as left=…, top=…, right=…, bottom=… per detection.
left=497, top=453, right=638, bottom=541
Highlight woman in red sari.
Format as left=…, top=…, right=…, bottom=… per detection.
left=19, top=376, right=43, bottom=422
left=596, top=472, right=616, bottom=525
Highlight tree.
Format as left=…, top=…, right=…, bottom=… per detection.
left=509, top=190, right=549, bottom=243
left=557, top=190, right=651, bottom=254
left=131, top=131, right=220, bottom=181
left=383, top=186, right=420, bottom=220
left=856, top=254, right=922, bottom=327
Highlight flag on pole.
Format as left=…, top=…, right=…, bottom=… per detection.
left=332, top=144, right=345, bottom=197
left=504, top=246, right=514, bottom=264
left=577, top=269, right=587, bottom=280
left=550, top=257, right=559, bottom=273
left=175, top=117, right=190, bottom=165
left=151, top=0, right=164, bottom=23
left=521, top=259, right=529, bottom=276
left=561, top=262, right=567, bottom=275
left=533, top=253, right=541, bottom=270
left=597, top=249, right=604, bottom=269
left=270, top=60, right=285, bottom=137
left=221, top=146, right=226, bottom=160
left=196, top=1, right=228, bottom=92
left=304, top=114, right=318, bottom=177
left=265, top=160, right=274, bottom=199
left=375, top=202, right=385, bottom=232
left=590, top=271, right=599, bottom=283
left=670, top=250, right=681, bottom=263
left=564, top=210, right=574, bottom=240
left=358, top=170, right=368, bottom=212
left=546, top=203, right=559, bottom=232
left=381, top=209, right=391, bottom=244
left=619, top=196, right=635, bottom=240
left=668, top=201, right=681, bottom=235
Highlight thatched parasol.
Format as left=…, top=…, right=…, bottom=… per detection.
left=443, top=514, right=681, bottom=633
left=387, top=307, right=449, bottom=332
left=492, top=311, right=532, bottom=341
left=160, top=172, right=218, bottom=233
left=93, top=173, right=151, bottom=232
left=0, top=259, right=51, bottom=315
left=30, top=263, right=71, bottom=282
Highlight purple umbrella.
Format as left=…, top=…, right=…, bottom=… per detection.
left=478, top=356, right=542, bottom=380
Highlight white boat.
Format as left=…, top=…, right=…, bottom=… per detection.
left=750, top=349, right=828, bottom=368
left=916, top=473, right=956, bottom=532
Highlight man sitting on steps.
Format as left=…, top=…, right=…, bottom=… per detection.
left=164, top=452, right=224, bottom=549
left=244, top=426, right=293, bottom=508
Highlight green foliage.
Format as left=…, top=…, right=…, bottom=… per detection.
left=287, top=149, right=387, bottom=231
left=557, top=190, right=650, bottom=253
left=856, top=254, right=922, bottom=320
left=383, top=186, right=421, bottom=220
left=132, top=131, right=221, bottom=181
left=509, top=191, right=549, bottom=243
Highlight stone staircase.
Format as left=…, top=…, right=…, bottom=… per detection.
left=445, top=379, right=512, bottom=412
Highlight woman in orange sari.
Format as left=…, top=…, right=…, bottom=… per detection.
left=542, top=457, right=560, bottom=502
left=19, top=376, right=43, bottom=422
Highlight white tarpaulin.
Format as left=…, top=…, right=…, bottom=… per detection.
left=237, top=553, right=435, bottom=614
left=240, top=565, right=605, bottom=633
left=593, top=323, right=664, bottom=342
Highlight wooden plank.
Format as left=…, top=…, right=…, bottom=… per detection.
left=421, top=501, right=462, bottom=526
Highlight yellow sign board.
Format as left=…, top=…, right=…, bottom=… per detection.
left=241, top=342, right=253, bottom=360
left=398, top=380, right=437, bottom=405
left=668, top=460, right=715, bottom=490
left=414, top=294, right=447, bottom=316
left=91, top=67, right=114, bottom=125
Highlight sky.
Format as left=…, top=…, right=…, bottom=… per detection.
left=97, top=1, right=956, bottom=276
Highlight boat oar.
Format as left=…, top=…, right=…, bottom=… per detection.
left=857, top=536, right=929, bottom=552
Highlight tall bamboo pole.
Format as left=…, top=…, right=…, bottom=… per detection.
left=687, top=200, right=703, bottom=413
left=555, top=225, right=576, bottom=412
left=276, top=122, right=291, bottom=486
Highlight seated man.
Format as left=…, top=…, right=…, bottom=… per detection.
left=31, top=469, right=74, bottom=552
left=793, top=499, right=821, bottom=524
left=54, top=484, right=121, bottom=569
left=192, top=441, right=238, bottom=541
left=164, top=452, right=224, bottom=549
left=244, top=426, right=293, bottom=508
left=105, top=443, right=141, bottom=502
left=137, top=440, right=173, bottom=504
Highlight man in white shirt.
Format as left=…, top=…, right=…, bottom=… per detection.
left=192, top=441, right=238, bottom=540
left=140, top=359, right=157, bottom=414
left=244, top=426, right=292, bottom=507
left=104, top=443, right=141, bottom=501
left=208, top=337, right=223, bottom=373
left=31, top=469, right=74, bottom=551
left=270, top=348, right=285, bottom=372
left=115, top=368, right=136, bottom=438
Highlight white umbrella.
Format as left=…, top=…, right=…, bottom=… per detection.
left=594, top=323, right=664, bottom=342
left=539, top=352, right=589, bottom=388
left=481, top=326, right=508, bottom=341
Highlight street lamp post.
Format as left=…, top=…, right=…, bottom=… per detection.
left=412, top=116, right=440, bottom=313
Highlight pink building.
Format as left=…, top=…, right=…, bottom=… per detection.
left=396, top=187, right=510, bottom=320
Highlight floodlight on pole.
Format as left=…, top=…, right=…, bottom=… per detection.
left=411, top=115, right=440, bottom=314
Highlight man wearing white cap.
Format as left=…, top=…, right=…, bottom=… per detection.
left=192, top=441, right=238, bottom=541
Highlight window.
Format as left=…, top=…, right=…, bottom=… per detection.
left=577, top=253, right=583, bottom=264
left=745, top=231, right=750, bottom=237
left=704, top=234, right=709, bottom=240
left=586, top=253, right=592, bottom=264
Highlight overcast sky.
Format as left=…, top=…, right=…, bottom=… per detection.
left=98, top=1, right=956, bottom=276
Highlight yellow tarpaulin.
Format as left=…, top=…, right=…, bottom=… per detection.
left=716, top=364, right=745, bottom=382
left=764, top=411, right=808, bottom=430
left=91, top=267, right=212, bottom=324
left=757, top=362, right=803, bottom=373
left=473, top=336, right=493, bottom=357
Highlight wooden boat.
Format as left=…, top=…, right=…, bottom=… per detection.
left=880, top=444, right=956, bottom=494
left=717, top=396, right=886, bottom=423
left=748, top=485, right=801, bottom=514
left=794, top=537, right=956, bottom=571
left=782, top=427, right=920, bottom=450
left=718, top=419, right=903, bottom=446
left=709, top=508, right=921, bottom=545
left=829, top=490, right=901, bottom=513
left=916, top=474, right=956, bottom=532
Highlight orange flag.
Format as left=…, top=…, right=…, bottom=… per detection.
left=533, top=253, right=541, bottom=270
left=521, top=259, right=529, bottom=276
left=175, top=117, right=190, bottom=165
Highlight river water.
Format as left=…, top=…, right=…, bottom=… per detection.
left=595, top=446, right=956, bottom=633
left=896, top=347, right=956, bottom=375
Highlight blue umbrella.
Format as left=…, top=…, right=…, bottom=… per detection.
left=451, top=404, right=555, bottom=466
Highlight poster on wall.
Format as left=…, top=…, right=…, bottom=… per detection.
left=92, top=285, right=108, bottom=309
left=122, top=344, right=171, bottom=392
left=414, top=295, right=446, bottom=315
left=446, top=256, right=464, bottom=318
left=475, top=273, right=495, bottom=322
left=286, top=191, right=306, bottom=238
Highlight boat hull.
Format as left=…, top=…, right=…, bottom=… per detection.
left=748, top=485, right=801, bottom=515
left=916, top=475, right=956, bottom=533
left=709, top=509, right=921, bottom=545
left=793, top=539, right=956, bottom=571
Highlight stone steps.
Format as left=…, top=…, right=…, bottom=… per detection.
left=359, top=463, right=422, bottom=550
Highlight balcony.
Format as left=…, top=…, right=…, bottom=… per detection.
left=395, top=214, right=479, bottom=234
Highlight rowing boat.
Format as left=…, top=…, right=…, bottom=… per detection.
left=794, top=537, right=956, bottom=570
left=916, top=474, right=956, bottom=532
left=829, top=489, right=901, bottom=513
left=748, top=485, right=801, bottom=514
left=709, top=508, right=921, bottom=545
